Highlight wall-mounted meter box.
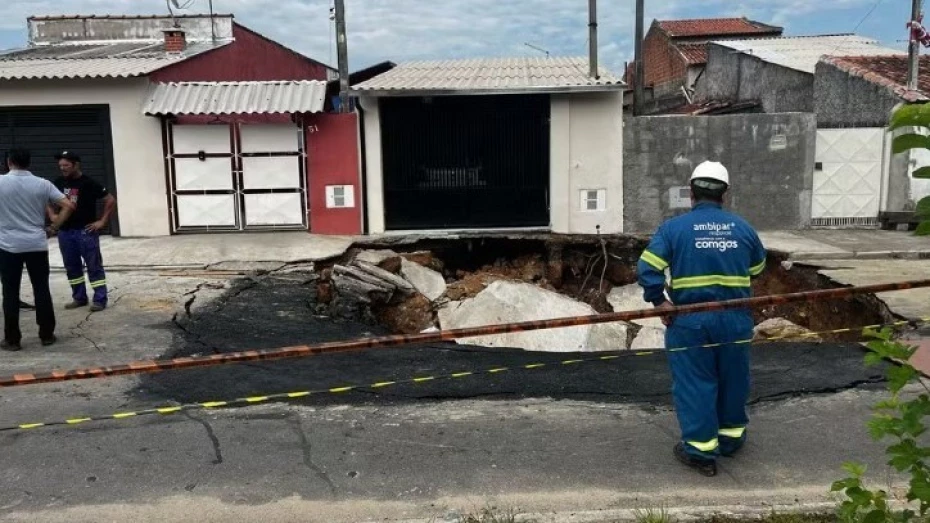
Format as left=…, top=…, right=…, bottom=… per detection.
left=668, top=186, right=691, bottom=209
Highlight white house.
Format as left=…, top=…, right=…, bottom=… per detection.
left=352, top=57, right=626, bottom=235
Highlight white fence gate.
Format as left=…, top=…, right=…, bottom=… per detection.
left=812, top=127, right=886, bottom=227
left=168, top=123, right=307, bottom=233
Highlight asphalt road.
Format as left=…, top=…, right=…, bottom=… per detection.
left=0, top=273, right=898, bottom=523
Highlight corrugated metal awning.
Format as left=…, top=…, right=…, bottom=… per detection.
left=143, top=80, right=328, bottom=115
left=0, top=56, right=194, bottom=80
left=0, top=41, right=230, bottom=80
left=711, top=34, right=902, bottom=74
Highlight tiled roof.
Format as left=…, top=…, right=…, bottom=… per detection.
left=657, top=18, right=782, bottom=39
left=0, top=41, right=227, bottom=80
left=677, top=43, right=708, bottom=65
left=351, top=56, right=623, bottom=95
left=143, top=81, right=328, bottom=115
left=713, top=34, right=903, bottom=74
left=821, top=55, right=930, bottom=103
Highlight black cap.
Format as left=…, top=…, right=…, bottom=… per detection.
left=55, top=151, right=81, bottom=163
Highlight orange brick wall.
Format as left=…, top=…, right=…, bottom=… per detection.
left=643, top=29, right=688, bottom=91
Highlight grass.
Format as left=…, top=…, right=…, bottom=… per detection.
left=700, top=515, right=837, bottom=523
left=635, top=506, right=674, bottom=523
left=630, top=508, right=837, bottom=523
left=453, top=506, right=837, bottom=523
left=457, top=506, right=524, bottom=523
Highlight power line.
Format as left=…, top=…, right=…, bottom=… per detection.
left=851, top=0, right=886, bottom=33
left=826, top=0, right=887, bottom=57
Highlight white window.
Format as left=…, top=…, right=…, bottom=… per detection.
left=579, top=189, right=606, bottom=212
left=326, top=185, right=355, bottom=209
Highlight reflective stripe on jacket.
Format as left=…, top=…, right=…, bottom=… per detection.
left=636, top=202, right=767, bottom=307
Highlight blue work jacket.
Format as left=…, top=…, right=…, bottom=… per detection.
left=637, top=202, right=767, bottom=307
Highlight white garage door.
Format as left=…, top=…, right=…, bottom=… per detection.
left=813, top=128, right=886, bottom=227
left=168, top=123, right=307, bottom=232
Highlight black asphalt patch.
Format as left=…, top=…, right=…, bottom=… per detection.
left=137, top=275, right=887, bottom=407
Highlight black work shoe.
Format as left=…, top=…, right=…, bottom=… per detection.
left=19, top=300, right=35, bottom=310
left=65, top=301, right=88, bottom=310
left=1, top=340, right=22, bottom=352
left=674, top=443, right=717, bottom=477
left=40, top=336, right=57, bottom=347
left=721, top=447, right=743, bottom=458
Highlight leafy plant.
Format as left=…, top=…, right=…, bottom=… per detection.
left=889, top=103, right=930, bottom=235
left=832, top=326, right=928, bottom=523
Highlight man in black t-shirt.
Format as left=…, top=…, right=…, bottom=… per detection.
left=47, top=151, right=117, bottom=312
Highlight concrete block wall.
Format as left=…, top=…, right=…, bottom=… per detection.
left=696, top=44, right=814, bottom=113
left=623, top=113, right=816, bottom=233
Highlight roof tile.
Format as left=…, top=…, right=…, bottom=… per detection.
left=658, top=18, right=781, bottom=38
left=822, top=55, right=930, bottom=102
left=352, top=56, right=623, bottom=94
left=677, top=43, right=708, bottom=65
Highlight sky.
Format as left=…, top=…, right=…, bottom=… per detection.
left=0, top=0, right=914, bottom=73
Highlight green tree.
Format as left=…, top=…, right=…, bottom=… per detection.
left=889, top=103, right=930, bottom=235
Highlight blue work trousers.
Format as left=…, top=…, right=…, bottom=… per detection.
left=665, top=310, right=753, bottom=461
left=58, top=229, right=107, bottom=307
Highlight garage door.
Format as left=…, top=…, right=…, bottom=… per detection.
left=0, top=105, right=118, bottom=234
left=168, top=123, right=308, bottom=232
left=379, top=94, right=550, bottom=230
left=813, top=128, right=885, bottom=227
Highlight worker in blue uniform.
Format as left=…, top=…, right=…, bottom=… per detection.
left=637, top=161, right=767, bottom=477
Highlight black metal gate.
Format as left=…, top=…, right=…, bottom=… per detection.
left=380, top=94, right=550, bottom=230
left=0, top=105, right=119, bottom=235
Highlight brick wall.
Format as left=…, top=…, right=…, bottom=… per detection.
left=163, top=31, right=186, bottom=53
left=643, top=29, right=687, bottom=91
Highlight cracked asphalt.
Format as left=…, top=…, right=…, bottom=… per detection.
left=0, top=270, right=906, bottom=523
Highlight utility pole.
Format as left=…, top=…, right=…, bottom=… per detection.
left=588, top=0, right=599, bottom=78
left=208, top=0, right=216, bottom=42
left=333, top=0, right=351, bottom=113
left=633, top=0, right=645, bottom=116
left=909, top=0, right=923, bottom=91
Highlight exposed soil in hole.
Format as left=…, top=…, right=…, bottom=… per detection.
left=751, top=255, right=888, bottom=342
left=317, top=235, right=887, bottom=341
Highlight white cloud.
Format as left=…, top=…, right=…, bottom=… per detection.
left=0, top=0, right=890, bottom=73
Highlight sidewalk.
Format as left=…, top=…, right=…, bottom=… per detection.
left=760, top=230, right=930, bottom=260
left=47, top=232, right=356, bottom=271
left=52, top=229, right=928, bottom=273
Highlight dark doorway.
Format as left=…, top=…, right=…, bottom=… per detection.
left=0, top=105, right=119, bottom=235
left=380, top=94, right=550, bottom=230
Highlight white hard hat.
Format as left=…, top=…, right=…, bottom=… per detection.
left=690, top=161, right=730, bottom=186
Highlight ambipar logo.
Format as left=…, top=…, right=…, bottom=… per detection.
left=693, top=222, right=736, bottom=232
left=695, top=239, right=740, bottom=252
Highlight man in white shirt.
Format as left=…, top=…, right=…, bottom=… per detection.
left=0, top=148, right=75, bottom=351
